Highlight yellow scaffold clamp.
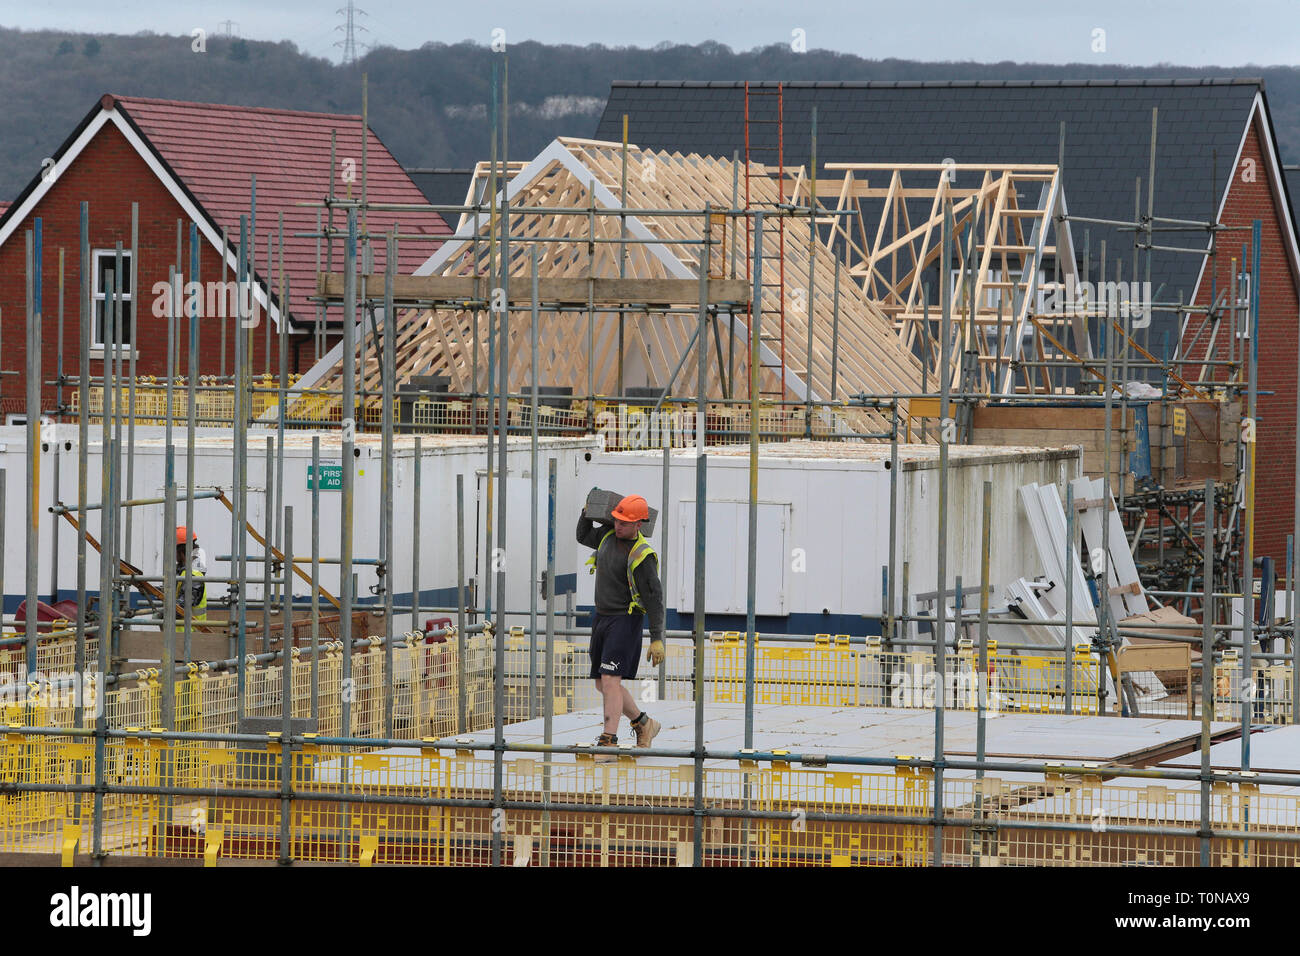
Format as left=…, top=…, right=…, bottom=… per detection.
left=482, top=621, right=495, bottom=640
left=359, top=833, right=378, bottom=867
left=204, top=828, right=224, bottom=867
left=61, top=823, right=81, bottom=868
left=1238, top=771, right=1259, bottom=798
left=1042, top=764, right=1067, bottom=783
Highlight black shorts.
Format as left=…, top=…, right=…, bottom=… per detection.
left=589, top=613, right=644, bottom=680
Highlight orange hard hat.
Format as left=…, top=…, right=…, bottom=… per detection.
left=611, top=494, right=649, bottom=522
left=176, top=526, right=196, bottom=545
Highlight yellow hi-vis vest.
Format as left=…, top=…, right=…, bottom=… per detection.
left=585, top=530, right=657, bottom=614
left=179, top=569, right=208, bottom=622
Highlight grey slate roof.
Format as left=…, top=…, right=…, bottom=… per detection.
left=404, top=168, right=474, bottom=210
left=1286, top=168, right=1300, bottom=236
left=597, top=80, right=1269, bottom=357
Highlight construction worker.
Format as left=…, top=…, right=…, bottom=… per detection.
left=175, top=526, right=208, bottom=622
left=577, top=492, right=664, bottom=755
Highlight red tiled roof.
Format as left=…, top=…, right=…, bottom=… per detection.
left=112, top=95, right=450, bottom=327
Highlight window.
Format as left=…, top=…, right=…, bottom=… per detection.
left=1234, top=271, right=1252, bottom=338
left=92, top=250, right=132, bottom=348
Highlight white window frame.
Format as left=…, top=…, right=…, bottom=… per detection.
left=90, top=249, right=135, bottom=354
left=1234, top=270, right=1252, bottom=339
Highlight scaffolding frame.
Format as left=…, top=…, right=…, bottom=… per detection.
left=0, top=68, right=1294, bottom=869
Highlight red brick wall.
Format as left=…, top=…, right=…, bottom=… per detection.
left=0, top=120, right=312, bottom=418
left=1191, top=120, right=1300, bottom=563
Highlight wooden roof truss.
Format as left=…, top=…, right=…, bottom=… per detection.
left=802, top=163, right=1087, bottom=395
left=296, top=138, right=927, bottom=437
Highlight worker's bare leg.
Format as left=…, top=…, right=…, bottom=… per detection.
left=598, top=674, right=641, bottom=735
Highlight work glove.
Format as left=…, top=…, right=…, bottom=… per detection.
left=646, top=638, right=665, bottom=666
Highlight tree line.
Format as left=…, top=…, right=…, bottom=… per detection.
left=0, top=26, right=1296, bottom=200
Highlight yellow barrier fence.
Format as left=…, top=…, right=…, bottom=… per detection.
left=1213, top=652, right=1294, bottom=725
left=706, top=634, right=1102, bottom=716
left=5, top=733, right=1300, bottom=866
left=17, top=627, right=1299, bottom=727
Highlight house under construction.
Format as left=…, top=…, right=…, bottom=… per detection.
left=0, top=72, right=1295, bottom=869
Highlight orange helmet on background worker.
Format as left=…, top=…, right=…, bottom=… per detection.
left=611, top=494, right=649, bottom=523
left=176, top=526, right=197, bottom=545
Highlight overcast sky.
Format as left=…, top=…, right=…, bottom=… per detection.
left=7, top=0, right=1299, bottom=66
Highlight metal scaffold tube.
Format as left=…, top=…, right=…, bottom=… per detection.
left=745, top=210, right=759, bottom=745
left=932, top=199, right=952, bottom=868
left=25, top=223, right=40, bottom=682
left=124, top=208, right=138, bottom=572
left=1200, top=478, right=1215, bottom=867
left=456, top=472, right=467, bottom=734
left=542, top=456, right=556, bottom=866
left=491, top=53, right=510, bottom=867
left=185, top=222, right=200, bottom=663
left=974, top=482, right=992, bottom=863
left=311, top=435, right=321, bottom=720
left=411, top=435, right=421, bottom=637
left=691, top=195, right=712, bottom=867
left=279, top=505, right=294, bottom=863
left=338, top=206, right=358, bottom=861
left=1242, top=221, right=1260, bottom=777
left=529, top=248, right=539, bottom=719
left=262, top=436, right=273, bottom=652
left=382, top=229, right=396, bottom=738
left=234, top=215, right=249, bottom=714
left=74, top=203, right=90, bottom=731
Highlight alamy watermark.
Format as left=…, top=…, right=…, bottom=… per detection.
left=1042, top=275, right=1152, bottom=329
left=0, top=670, right=103, bottom=717
left=891, top=662, right=1007, bottom=715
left=49, top=886, right=151, bottom=936
left=149, top=275, right=262, bottom=327
left=594, top=404, right=700, bottom=451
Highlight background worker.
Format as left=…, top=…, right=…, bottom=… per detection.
left=576, top=492, right=665, bottom=754
left=175, top=526, right=208, bottom=622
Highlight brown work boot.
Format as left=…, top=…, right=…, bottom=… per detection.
left=632, top=713, right=661, bottom=748
left=594, top=731, right=619, bottom=763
